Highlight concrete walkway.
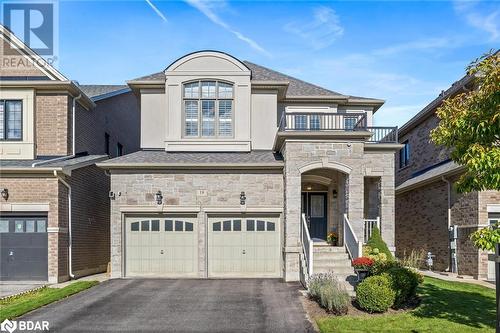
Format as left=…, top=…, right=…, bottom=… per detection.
left=50, top=273, right=109, bottom=288
left=0, top=282, right=45, bottom=298
left=420, top=270, right=495, bottom=289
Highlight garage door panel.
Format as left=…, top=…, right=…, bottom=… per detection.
left=125, top=217, right=197, bottom=277
left=208, top=216, right=280, bottom=278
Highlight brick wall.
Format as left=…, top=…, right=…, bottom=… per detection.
left=75, top=91, right=140, bottom=157
left=395, top=181, right=449, bottom=270
left=0, top=176, right=68, bottom=282
left=69, top=165, right=110, bottom=276
left=36, top=94, right=71, bottom=156
left=396, top=114, right=450, bottom=186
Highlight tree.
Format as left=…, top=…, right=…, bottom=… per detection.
left=430, top=51, right=500, bottom=194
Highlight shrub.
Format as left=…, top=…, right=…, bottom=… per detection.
left=369, top=259, right=402, bottom=276
left=366, top=227, right=393, bottom=261
left=401, top=249, right=426, bottom=269
left=352, top=257, right=374, bottom=270
left=385, top=267, right=422, bottom=307
left=308, top=273, right=350, bottom=315
left=356, top=274, right=395, bottom=313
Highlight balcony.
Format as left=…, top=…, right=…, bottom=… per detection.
left=278, top=112, right=398, bottom=143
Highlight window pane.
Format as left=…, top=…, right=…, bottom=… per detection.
left=141, top=220, right=149, bottom=231
left=26, top=220, right=35, bottom=232
left=0, top=220, right=8, bottom=233
left=295, top=115, right=307, bottom=130
left=213, top=222, right=221, bottom=231
left=36, top=220, right=46, bottom=232
left=233, top=220, right=241, bottom=231
left=165, top=220, right=173, bottom=232
left=218, top=82, right=233, bottom=98
left=151, top=220, right=160, bottom=231
left=185, top=222, right=193, bottom=232
left=246, top=220, right=255, bottom=231
left=184, top=82, right=199, bottom=98
left=223, top=220, right=231, bottom=231
left=267, top=222, right=275, bottom=231
left=131, top=222, right=139, bottom=231
left=15, top=220, right=24, bottom=232
left=344, top=117, right=357, bottom=130
left=6, top=101, right=22, bottom=139
left=201, top=100, right=215, bottom=136
left=257, top=220, right=265, bottom=231
left=0, top=102, right=4, bottom=139
left=185, top=101, right=199, bottom=137
left=175, top=220, right=183, bottom=231
left=201, top=81, right=216, bottom=98
left=218, top=100, right=232, bottom=137
left=310, top=115, right=320, bottom=130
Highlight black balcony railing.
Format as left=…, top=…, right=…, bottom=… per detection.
left=278, top=112, right=398, bottom=143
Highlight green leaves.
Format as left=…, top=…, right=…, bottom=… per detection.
left=470, top=223, right=500, bottom=251
left=430, top=51, right=500, bottom=193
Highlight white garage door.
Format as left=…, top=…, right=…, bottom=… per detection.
left=125, top=217, right=198, bottom=277
left=208, top=217, right=280, bottom=278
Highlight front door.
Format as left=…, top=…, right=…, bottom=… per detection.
left=302, top=193, right=328, bottom=240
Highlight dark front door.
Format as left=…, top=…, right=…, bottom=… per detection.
left=302, top=193, right=327, bottom=240
left=0, top=217, right=48, bottom=281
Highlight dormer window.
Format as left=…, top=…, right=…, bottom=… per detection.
left=183, top=80, right=233, bottom=138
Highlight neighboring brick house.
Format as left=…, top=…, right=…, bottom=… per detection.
left=395, top=74, right=500, bottom=280
left=0, top=26, right=139, bottom=282
left=98, top=51, right=402, bottom=285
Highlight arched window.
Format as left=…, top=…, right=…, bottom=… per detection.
left=183, top=81, right=234, bottom=138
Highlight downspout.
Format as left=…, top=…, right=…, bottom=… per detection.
left=32, top=94, right=81, bottom=167
left=442, top=176, right=454, bottom=272
left=54, top=170, right=74, bottom=279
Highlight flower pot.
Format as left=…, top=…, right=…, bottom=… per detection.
left=355, top=269, right=369, bottom=282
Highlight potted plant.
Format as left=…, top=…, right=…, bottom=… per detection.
left=352, top=257, right=374, bottom=282
left=327, top=232, right=338, bottom=246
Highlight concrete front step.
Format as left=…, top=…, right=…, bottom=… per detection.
left=312, top=258, right=351, bottom=266
left=314, top=266, right=355, bottom=275
left=313, top=246, right=346, bottom=253
left=313, top=252, right=350, bottom=261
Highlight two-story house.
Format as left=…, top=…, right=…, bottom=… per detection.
left=0, top=26, right=140, bottom=282
left=395, top=74, right=500, bottom=280
left=98, top=51, right=401, bottom=285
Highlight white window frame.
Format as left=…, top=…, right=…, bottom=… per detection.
left=182, top=80, right=234, bottom=139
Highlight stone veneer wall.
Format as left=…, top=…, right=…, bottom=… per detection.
left=0, top=176, right=68, bottom=282
left=109, top=171, right=284, bottom=279
left=282, top=141, right=396, bottom=281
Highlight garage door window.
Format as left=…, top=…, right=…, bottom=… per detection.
left=131, top=222, right=140, bottom=231
left=233, top=220, right=241, bottom=231
left=141, top=220, right=149, bottom=231
left=37, top=220, right=47, bottom=232
left=165, top=220, right=173, bottom=231
left=247, top=220, right=255, bottom=231
left=267, top=222, right=275, bottom=231
left=15, top=221, right=24, bottom=232
left=223, top=220, right=231, bottom=231
left=175, top=221, right=183, bottom=231
left=0, top=220, right=8, bottom=233
left=185, top=222, right=193, bottom=231
left=26, top=220, right=35, bottom=232
left=151, top=220, right=160, bottom=232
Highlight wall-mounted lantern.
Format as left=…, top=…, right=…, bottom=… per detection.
left=155, top=190, right=163, bottom=205
left=332, top=189, right=338, bottom=199
left=1, top=188, right=8, bottom=201
left=240, top=191, right=246, bottom=205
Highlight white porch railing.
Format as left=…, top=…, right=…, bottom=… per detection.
left=343, top=214, right=363, bottom=259
left=364, top=217, right=380, bottom=243
left=300, top=213, right=313, bottom=282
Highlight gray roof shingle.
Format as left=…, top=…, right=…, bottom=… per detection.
left=79, top=85, right=130, bottom=100
left=99, top=150, right=283, bottom=167
left=396, top=160, right=463, bottom=193
left=0, top=155, right=108, bottom=169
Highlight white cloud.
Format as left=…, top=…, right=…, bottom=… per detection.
left=145, top=0, right=168, bottom=22
left=284, top=6, right=344, bottom=50
left=454, top=0, right=500, bottom=41
left=184, top=0, right=270, bottom=56
left=373, top=37, right=457, bottom=56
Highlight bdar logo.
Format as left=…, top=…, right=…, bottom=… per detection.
left=0, top=319, right=17, bottom=333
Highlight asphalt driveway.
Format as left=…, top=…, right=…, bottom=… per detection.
left=20, top=279, right=314, bottom=333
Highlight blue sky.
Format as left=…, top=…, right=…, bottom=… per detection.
left=6, top=0, right=500, bottom=126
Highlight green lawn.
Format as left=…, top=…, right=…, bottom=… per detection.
left=0, top=281, right=98, bottom=321
left=317, top=277, right=496, bottom=333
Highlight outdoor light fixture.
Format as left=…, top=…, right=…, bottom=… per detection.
left=240, top=191, right=246, bottom=205
left=1, top=188, right=8, bottom=200
left=307, top=186, right=312, bottom=191
left=332, top=190, right=338, bottom=198
left=155, top=190, right=163, bottom=205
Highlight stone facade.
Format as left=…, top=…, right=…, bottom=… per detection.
left=109, top=171, right=284, bottom=279
left=281, top=141, right=396, bottom=281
